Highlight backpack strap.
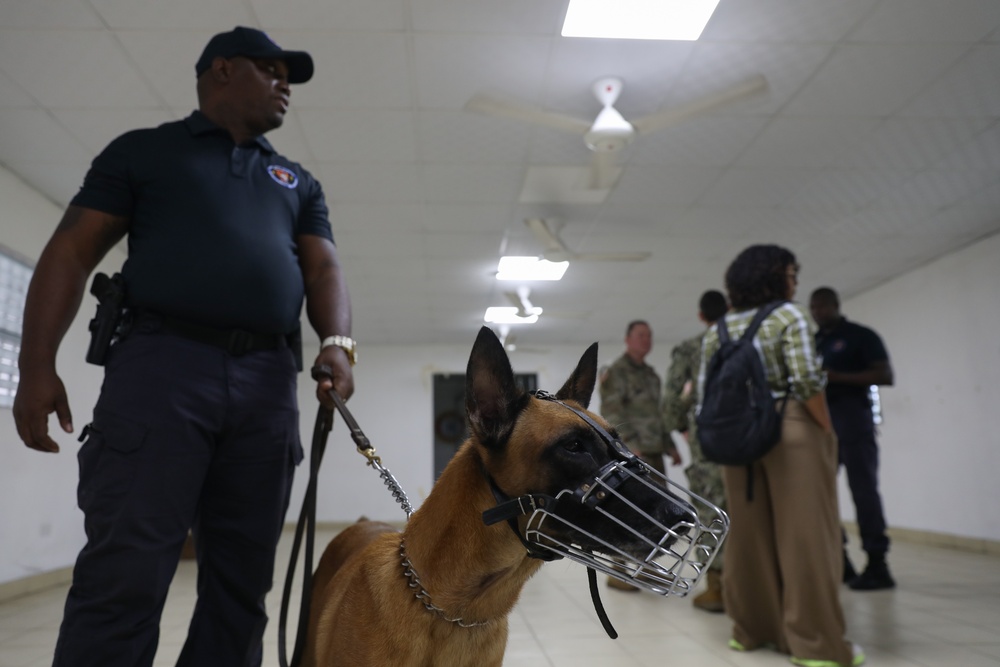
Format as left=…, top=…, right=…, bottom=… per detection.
left=732, top=300, right=786, bottom=505
left=715, top=300, right=785, bottom=345
left=740, top=300, right=785, bottom=342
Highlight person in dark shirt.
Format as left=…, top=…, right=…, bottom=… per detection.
left=810, top=287, right=895, bottom=591
left=13, top=27, right=354, bottom=667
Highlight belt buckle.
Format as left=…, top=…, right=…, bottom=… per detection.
left=227, top=329, right=255, bottom=356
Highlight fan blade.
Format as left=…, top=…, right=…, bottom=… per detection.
left=464, top=93, right=592, bottom=134
left=586, top=150, right=622, bottom=190
left=574, top=251, right=651, bottom=262
left=631, top=74, right=768, bottom=135
left=524, top=218, right=571, bottom=256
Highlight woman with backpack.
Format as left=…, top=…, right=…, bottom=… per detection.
left=697, top=244, right=864, bottom=667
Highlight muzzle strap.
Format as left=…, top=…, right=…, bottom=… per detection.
left=483, top=477, right=562, bottom=562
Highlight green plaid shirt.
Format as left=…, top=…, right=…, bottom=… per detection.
left=696, top=302, right=826, bottom=408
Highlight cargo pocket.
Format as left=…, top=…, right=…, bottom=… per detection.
left=77, top=411, right=148, bottom=514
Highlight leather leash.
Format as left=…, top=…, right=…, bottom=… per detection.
left=277, top=365, right=412, bottom=667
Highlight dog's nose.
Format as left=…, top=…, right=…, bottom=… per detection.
left=655, top=494, right=697, bottom=534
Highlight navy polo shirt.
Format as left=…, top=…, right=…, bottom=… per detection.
left=815, top=317, right=889, bottom=403
left=71, top=111, right=334, bottom=335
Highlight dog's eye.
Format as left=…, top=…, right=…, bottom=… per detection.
left=563, top=439, right=584, bottom=453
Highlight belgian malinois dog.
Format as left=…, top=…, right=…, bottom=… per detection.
left=302, top=327, right=700, bottom=667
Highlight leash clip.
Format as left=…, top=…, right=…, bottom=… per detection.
left=359, top=445, right=382, bottom=466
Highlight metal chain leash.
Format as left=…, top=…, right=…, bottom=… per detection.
left=355, top=438, right=413, bottom=518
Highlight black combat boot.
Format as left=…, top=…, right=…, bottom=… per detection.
left=849, top=552, right=895, bottom=590
left=843, top=548, right=858, bottom=584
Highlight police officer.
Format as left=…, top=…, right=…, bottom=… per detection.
left=13, top=27, right=354, bottom=667
left=600, top=320, right=679, bottom=591
left=810, top=287, right=895, bottom=591
left=662, top=290, right=729, bottom=612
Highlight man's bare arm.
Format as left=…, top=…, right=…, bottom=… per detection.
left=13, top=206, right=128, bottom=452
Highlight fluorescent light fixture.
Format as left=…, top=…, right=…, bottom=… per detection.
left=484, top=307, right=540, bottom=325
left=562, top=0, right=721, bottom=41
left=496, top=256, right=569, bottom=281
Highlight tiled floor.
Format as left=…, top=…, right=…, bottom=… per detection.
left=2, top=531, right=999, bottom=667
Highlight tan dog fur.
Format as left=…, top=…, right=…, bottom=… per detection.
left=302, top=328, right=625, bottom=667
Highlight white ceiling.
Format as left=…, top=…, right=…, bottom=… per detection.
left=2, top=0, right=999, bottom=349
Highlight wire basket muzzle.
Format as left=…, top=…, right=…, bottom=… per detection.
left=522, top=458, right=729, bottom=596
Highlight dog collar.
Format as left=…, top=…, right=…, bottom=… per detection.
left=398, top=539, right=493, bottom=628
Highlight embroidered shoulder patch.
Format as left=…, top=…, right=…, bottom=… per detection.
left=267, top=164, right=299, bottom=189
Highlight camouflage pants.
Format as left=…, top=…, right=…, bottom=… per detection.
left=685, top=439, right=727, bottom=571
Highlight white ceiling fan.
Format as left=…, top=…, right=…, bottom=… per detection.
left=525, top=217, right=651, bottom=262
left=466, top=74, right=768, bottom=190
left=504, top=285, right=542, bottom=318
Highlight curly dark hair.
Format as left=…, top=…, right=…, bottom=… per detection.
left=724, top=244, right=798, bottom=310
left=698, top=290, right=728, bottom=323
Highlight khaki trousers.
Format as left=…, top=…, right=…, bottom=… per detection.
left=722, top=400, right=853, bottom=666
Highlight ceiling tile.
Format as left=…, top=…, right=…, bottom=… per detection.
left=328, top=202, right=425, bottom=233
left=248, top=0, right=407, bottom=32
left=411, top=33, right=552, bottom=109
left=630, top=116, right=768, bottom=167
left=0, top=71, right=34, bottom=108
left=0, top=30, right=160, bottom=107
left=0, top=108, right=92, bottom=162
left=738, top=117, right=880, bottom=168
left=848, top=0, right=1000, bottom=43
left=784, top=44, right=969, bottom=117
left=419, top=164, right=525, bottom=204
left=288, top=32, right=411, bottom=109
left=297, top=108, right=416, bottom=162
left=416, top=110, right=531, bottom=164
left=704, top=0, right=877, bottom=41
left=699, top=167, right=818, bottom=208
left=902, top=45, right=1000, bottom=118
left=8, top=160, right=92, bottom=208
left=318, top=163, right=423, bottom=204
left=0, top=0, right=103, bottom=28
left=832, top=118, right=994, bottom=170
left=89, top=0, right=254, bottom=29
left=410, top=0, right=566, bottom=35
left=51, top=108, right=176, bottom=154
left=117, top=31, right=213, bottom=108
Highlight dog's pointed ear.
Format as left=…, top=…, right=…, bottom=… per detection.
left=466, top=326, right=529, bottom=449
left=555, top=342, right=599, bottom=408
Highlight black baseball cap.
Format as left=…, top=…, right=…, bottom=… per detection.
left=195, top=27, right=314, bottom=84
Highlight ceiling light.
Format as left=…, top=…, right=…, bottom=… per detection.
left=561, top=0, right=721, bottom=41
left=484, top=307, right=540, bottom=325
left=496, top=256, right=569, bottom=281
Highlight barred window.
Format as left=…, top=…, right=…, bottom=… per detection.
left=0, top=246, right=32, bottom=408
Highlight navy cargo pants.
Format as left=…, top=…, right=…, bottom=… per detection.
left=53, top=326, right=302, bottom=667
left=830, top=396, right=889, bottom=556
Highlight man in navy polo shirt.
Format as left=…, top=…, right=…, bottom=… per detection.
left=14, top=27, right=355, bottom=666
left=810, top=287, right=896, bottom=591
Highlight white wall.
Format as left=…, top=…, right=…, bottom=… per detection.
left=836, top=232, right=1000, bottom=544
left=0, top=166, right=110, bottom=584
left=2, top=161, right=998, bottom=587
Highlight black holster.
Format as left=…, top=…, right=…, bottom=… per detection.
left=85, top=272, right=127, bottom=366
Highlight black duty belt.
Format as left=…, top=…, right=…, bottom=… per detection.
left=137, top=312, right=289, bottom=356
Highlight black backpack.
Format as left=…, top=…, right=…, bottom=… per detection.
left=696, top=301, right=789, bottom=469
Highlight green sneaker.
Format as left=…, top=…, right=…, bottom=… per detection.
left=790, top=643, right=865, bottom=667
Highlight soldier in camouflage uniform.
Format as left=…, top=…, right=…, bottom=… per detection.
left=600, top=320, right=679, bottom=592
left=600, top=320, right=679, bottom=474
left=662, top=290, right=729, bottom=612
